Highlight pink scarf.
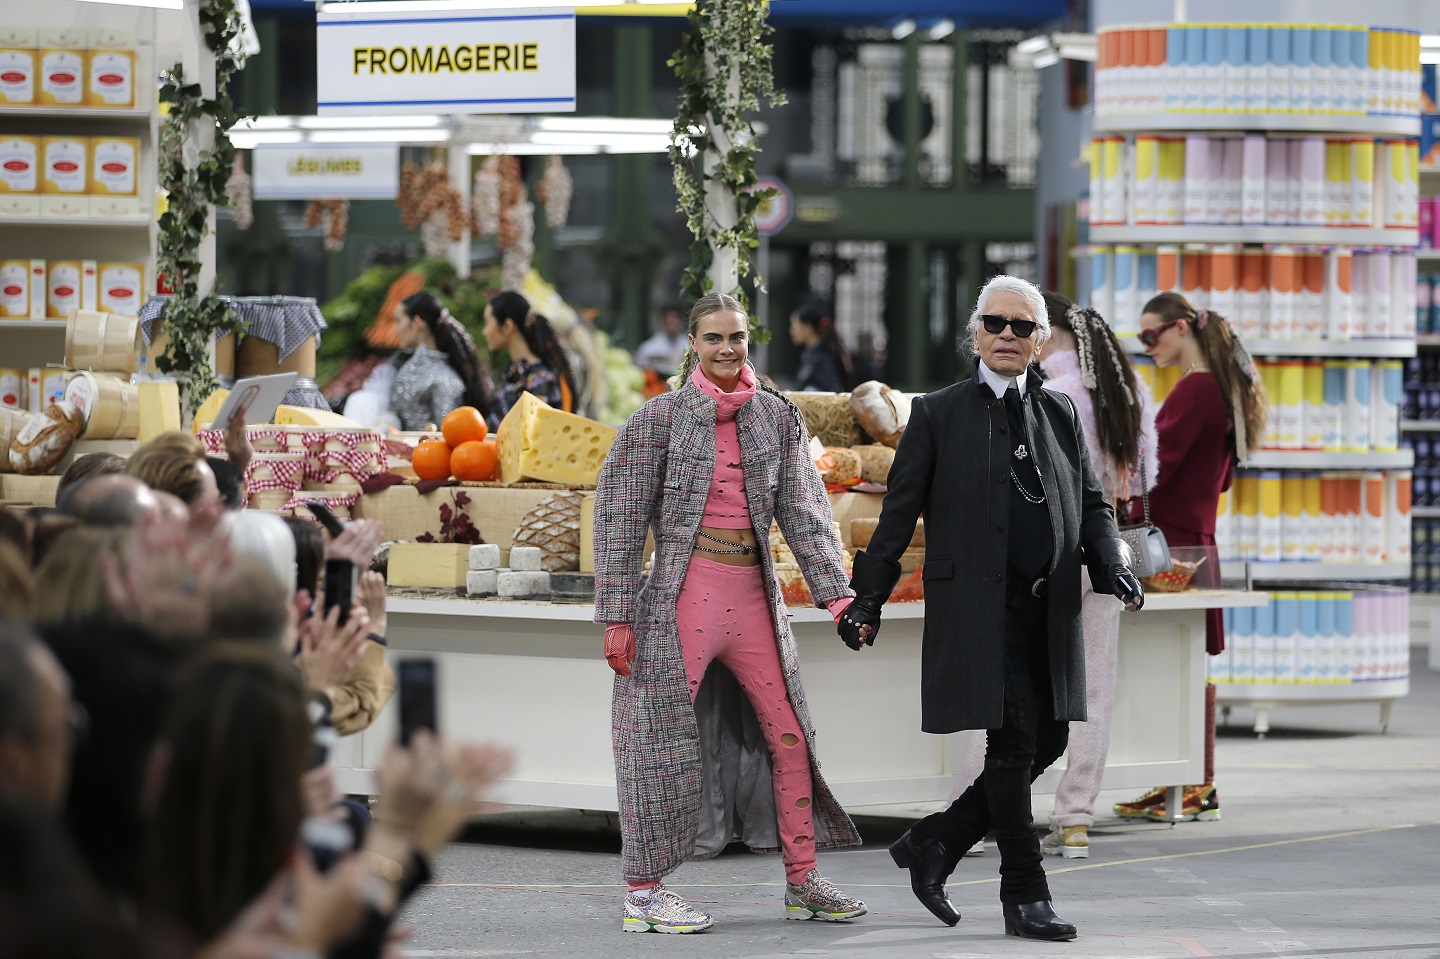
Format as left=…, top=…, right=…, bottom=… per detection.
left=692, top=362, right=756, bottom=421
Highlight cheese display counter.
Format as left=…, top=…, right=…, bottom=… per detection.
left=332, top=589, right=1265, bottom=820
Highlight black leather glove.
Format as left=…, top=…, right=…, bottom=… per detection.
left=838, top=550, right=903, bottom=650
left=1109, top=564, right=1145, bottom=610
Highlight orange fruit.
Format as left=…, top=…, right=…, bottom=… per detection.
left=442, top=406, right=488, bottom=448
left=451, top=439, right=499, bottom=482
left=412, top=439, right=453, bottom=481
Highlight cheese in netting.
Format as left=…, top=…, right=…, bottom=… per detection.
left=496, top=392, right=617, bottom=486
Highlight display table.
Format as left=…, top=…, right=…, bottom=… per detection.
left=333, top=590, right=1265, bottom=820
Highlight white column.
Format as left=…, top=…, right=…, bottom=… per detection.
left=448, top=145, right=472, bottom=278
left=703, top=50, right=741, bottom=296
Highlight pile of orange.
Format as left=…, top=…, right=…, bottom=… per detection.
left=410, top=407, right=499, bottom=482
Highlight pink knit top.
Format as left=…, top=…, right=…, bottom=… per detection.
left=692, top=364, right=755, bottom=530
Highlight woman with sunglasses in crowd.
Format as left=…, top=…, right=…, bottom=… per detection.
left=1113, top=291, right=1267, bottom=825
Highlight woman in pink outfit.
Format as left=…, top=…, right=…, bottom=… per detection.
left=593, top=293, right=866, bottom=934
left=947, top=292, right=1157, bottom=860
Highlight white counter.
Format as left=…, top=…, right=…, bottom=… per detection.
left=334, top=590, right=1265, bottom=817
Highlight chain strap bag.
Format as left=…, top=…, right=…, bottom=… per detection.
left=1117, top=451, right=1172, bottom=577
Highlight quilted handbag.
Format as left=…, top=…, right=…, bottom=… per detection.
left=1117, top=451, right=1172, bottom=577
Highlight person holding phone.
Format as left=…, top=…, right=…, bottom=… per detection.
left=594, top=293, right=866, bottom=935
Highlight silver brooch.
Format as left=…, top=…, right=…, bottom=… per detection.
left=1014, top=444, right=1029, bottom=461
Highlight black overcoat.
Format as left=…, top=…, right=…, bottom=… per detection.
left=867, top=366, right=1129, bottom=734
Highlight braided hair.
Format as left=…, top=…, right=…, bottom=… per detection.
left=488, top=290, right=578, bottom=412
left=1141, top=291, right=1267, bottom=460
left=678, top=292, right=806, bottom=442
left=1043, top=291, right=1144, bottom=486
left=400, top=292, right=497, bottom=415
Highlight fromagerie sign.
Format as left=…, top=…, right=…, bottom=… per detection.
left=251, top=145, right=399, bottom=200
left=315, top=8, right=576, bottom=115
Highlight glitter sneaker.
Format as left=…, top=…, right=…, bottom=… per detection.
left=784, top=869, right=868, bottom=921
left=1041, top=825, right=1089, bottom=859
left=1113, top=786, right=1167, bottom=819
left=621, top=885, right=714, bottom=934
left=1143, top=783, right=1220, bottom=822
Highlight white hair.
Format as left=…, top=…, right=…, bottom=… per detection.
left=966, top=275, right=1050, bottom=354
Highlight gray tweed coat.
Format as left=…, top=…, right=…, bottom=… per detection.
left=593, top=381, right=862, bottom=883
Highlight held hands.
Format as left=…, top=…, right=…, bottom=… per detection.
left=604, top=623, right=636, bottom=676
left=837, top=598, right=882, bottom=651
left=1109, top=564, right=1145, bottom=612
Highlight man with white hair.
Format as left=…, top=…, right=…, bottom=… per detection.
left=837, top=275, right=1143, bottom=941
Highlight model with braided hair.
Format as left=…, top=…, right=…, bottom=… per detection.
left=944, top=291, right=1158, bottom=861
left=484, top=291, right=578, bottom=415
left=1113, top=290, right=1269, bottom=825
left=594, top=291, right=866, bottom=934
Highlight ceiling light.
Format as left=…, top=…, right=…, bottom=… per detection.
left=230, top=131, right=306, bottom=148
left=73, top=0, right=184, bottom=8
left=1016, top=35, right=1051, bottom=55
left=308, top=129, right=451, bottom=143
left=891, top=19, right=915, bottom=41
left=297, top=115, right=445, bottom=129
left=316, top=0, right=685, bottom=10
left=467, top=142, right=602, bottom=156
left=1032, top=50, right=1061, bottom=69
left=928, top=20, right=954, bottom=41
left=535, top=117, right=671, bottom=135
left=1421, top=35, right=1440, bottom=49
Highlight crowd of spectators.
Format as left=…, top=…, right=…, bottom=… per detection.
left=0, top=418, right=511, bottom=959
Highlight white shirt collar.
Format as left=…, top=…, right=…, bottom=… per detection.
left=977, top=359, right=1027, bottom=399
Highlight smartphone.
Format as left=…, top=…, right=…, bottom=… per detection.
left=323, top=557, right=356, bottom=626
left=305, top=500, right=348, bottom=537
left=397, top=657, right=438, bottom=746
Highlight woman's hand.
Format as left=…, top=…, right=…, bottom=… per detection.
left=604, top=623, right=636, bottom=676
left=328, top=519, right=384, bottom=569
left=358, top=570, right=388, bottom=638
left=372, top=731, right=514, bottom=859
left=297, top=602, right=371, bottom=698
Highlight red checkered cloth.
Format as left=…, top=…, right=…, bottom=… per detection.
left=282, top=489, right=361, bottom=517
left=244, top=456, right=306, bottom=495
left=198, top=427, right=390, bottom=487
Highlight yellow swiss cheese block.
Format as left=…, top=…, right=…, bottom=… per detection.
left=138, top=381, right=182, bottom=442
left=496, top=392, right=617, bottom=486
left=273, top=405, right=360, bottom=428
left=387, top=543, right=472, bottom=588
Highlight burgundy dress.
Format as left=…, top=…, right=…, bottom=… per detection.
left=1149, top=371, right=1233, bottom=655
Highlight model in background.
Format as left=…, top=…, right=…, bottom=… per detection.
left=790, top=299, right=855, bottom=393
left=594, top=292, right=867, bottom=935
left=484, top=290, right=579, bottom=415
left=944, top=292, right=1158, bottom=861
left=840, top=275, right=1143, bottom=942
left=1116, top=290, right=1268, bottom=824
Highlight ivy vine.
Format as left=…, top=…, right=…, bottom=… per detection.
left=156, top=0, right=246, bottom=414
left=667, top=0, right=783, bottom=335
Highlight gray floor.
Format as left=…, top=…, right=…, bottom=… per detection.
left=399, top=652, right=1440, bottom=958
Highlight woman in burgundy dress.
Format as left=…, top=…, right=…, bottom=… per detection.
left=1116, top=291, right=1267, bottom=823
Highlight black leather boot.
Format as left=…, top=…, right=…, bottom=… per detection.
left=888, top=828, right=962, bottom=926
left=1002, top=900, right=1077, bottom=941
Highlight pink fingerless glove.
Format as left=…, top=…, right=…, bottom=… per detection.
left=605, top=623, right=636, bottom=677
left=825, top=596, right=854, bottom=623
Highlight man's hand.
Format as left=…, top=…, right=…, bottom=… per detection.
left=358, top=570, right=388, bottom=637
left=604, top=623, right=636, bottom=676
left=837, top=598, right=882, bottom=650
left=1109, top=564, right=1145, bottom=612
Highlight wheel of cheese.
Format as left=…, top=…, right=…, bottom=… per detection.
left=248, top=452, right=307, bottom=491
left=64, top=371, right=139, bottom=440
left=247, top=489, right=293, bottom=513
left=851, top=444, right=895, bottom=485
left=821, top=446, right=861, bottom=486
left=9, top=402, right=82, bottom=475
left=65, top=310, right=142, bottom=375
left=850, top=381, right=912, bottom=448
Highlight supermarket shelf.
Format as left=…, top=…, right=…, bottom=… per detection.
left=1413, top=507, right=1440, bottom=519
left=0, top=106, right=151, bottom=121
left=0, top=215, right=151, bottom=228
left=1223, top=560, right=1412, bottom=582
left=0, top=320, right=66, bottom=330
left=1401, top=420, right=1440, bottom=432
left=1242, top=450, right=1413, bottom=469
left=1093, top=113, right=1421, bottom=136
left=1089, top=225, right=1418, bottom=246
left=1120, top=336, right=1416, bottom=358
left=1217, top=679, right=1408, bottom=701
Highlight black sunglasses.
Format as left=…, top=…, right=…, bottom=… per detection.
left=980, top=314, right=1038, bottom=338
left=1137, top=317, right=1184, bottom=349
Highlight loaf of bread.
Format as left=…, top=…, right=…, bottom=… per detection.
left=9, top=402, right=83, bottom=475
left=851, top=444, right=895, bottom=484
left=850, top=381, right=911, bottom=448
left=898, top=546, right=926, bottom=574
left=850, top=517, right=924, bottom=549
left=821, top=446, right=861, bottom=486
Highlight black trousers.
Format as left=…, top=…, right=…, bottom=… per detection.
left=911, top=572, right=1070, bottom=904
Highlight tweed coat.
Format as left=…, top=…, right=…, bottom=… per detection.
left=593, top=380, right=862, bottom=883
left=866, top=366, right=1129, bottom=734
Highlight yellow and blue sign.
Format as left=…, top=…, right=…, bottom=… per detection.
left=316, top=7, right=576, bottom=115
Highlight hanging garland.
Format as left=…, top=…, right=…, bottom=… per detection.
left=397, top=159, right=467, bottom=258
left=157, top=0, right=247, bottom=414
left=225, top=152, right=252, bottom=230
left=472, top=155, right=535, bottom=292
left=472, top=155, right=502, bottom=236
left=305, top=199, right=349, bottom=251
left=668, top=0, right=782, bottom=322
left=535, top=155, right=573, bottom=229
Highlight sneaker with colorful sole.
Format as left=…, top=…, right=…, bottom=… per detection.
left=1041, top=825, right=1089, bottom=859
left=1144, top=784, right=1220, bottom=822
left=622, top=885, right=714, bottom=934
left=1113, top=785, right=1167, bottom=819
left=784, top=869, right=867, bottom=921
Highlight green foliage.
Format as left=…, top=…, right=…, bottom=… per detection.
left=667, top=0, right=782, bottom=342
left=156, top=0, right=245, bottom=414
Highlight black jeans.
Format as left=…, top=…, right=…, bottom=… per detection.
left=911, top=572, right=1070, bottom=904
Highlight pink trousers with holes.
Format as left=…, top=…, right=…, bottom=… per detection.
left=637, top=555, right=818, bottom=888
